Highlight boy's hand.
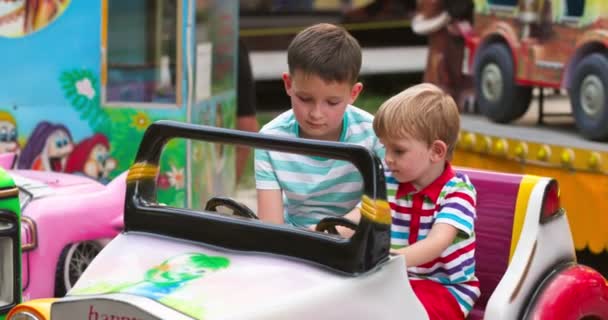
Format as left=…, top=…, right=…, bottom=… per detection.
left=308, top=224, right=355, bottom=238
left=390, top=247, right=405, bottom=256
left=335, top=225, right=355, bottom=238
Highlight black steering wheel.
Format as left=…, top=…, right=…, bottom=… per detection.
left=315, top=216, right=358, bottom=235
left=204, top=197, right=258, bottom=219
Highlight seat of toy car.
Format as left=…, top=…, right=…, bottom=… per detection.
left=457, top=169, right=523, bottom=319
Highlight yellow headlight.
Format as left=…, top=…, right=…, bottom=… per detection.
left=7, top=299, right=55, bottom=320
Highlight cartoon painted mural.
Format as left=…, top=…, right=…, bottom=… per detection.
left=0, top=111, right=19, bottom=155
left=17, top=121, right=73, bottom=171
left=190, top=94, right=236, bottom=209
left=76, top=252, right=231, bottom=294
left=72, top=252, right=230, bottom=318
left=65, top=133, right=116, bottom=182
left=0, top=0, right=238, bottom=208
left=0, top=0, right=71, bottom=38
left=413, top=0, right=474, bottom=110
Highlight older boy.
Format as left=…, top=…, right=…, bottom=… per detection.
left=255, top=23, right=384, bottom=227
left=373, top=83, right=479, bottom=319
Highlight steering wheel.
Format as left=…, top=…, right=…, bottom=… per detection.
left=204, top=197, right=258, bottom=219
left=315, top=217, right=358, bottom=235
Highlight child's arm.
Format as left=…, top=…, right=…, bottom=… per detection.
left=393, top=176, right=477, bottom=267
left=390, top=223, right=459, bottom=267
left=254, top=147, right=284, bottom=224
left=344, top=207, right=361, bottom=223
left=257, top=189, right=285, bottom=224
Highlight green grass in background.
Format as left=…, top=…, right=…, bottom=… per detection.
left=237, top=92, right=390, bottom=189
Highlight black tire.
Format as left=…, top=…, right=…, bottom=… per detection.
left=474, top=43, right=532, bottom=123
left=569, top=53, right=608, bottom=140
left=54, top=241, right=103, bottom=297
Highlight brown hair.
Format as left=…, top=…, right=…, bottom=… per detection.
left=287, top=23, right=361, bottom=84
left=373, top=83, right=460, bottom=157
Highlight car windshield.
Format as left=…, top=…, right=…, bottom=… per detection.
left=127, top=122, right=389, bottom=275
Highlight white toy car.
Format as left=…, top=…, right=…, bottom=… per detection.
left=7, top=120, right=608, bottom=320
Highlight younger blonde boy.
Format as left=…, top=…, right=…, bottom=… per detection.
left=373, top=83, right=479, bottom=319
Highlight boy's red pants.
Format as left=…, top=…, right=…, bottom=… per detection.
left=410, top=279, right=465, bottom=320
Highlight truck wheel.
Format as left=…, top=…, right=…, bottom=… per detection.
left=569, top=53, right=608, bottom=140
left=54, top=241, right=102, bottom=297
left=474, top=43, right=532, bottom=123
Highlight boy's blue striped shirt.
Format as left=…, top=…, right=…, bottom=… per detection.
left=255, top=105, right=384, bottom=227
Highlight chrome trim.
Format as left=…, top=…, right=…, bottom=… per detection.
left=510, top=240, right=537, bottom=302
left=21, top=216, right=38, bottom=252
left=0, top=187, right=18, bottom=198
left=535, top=60, right=564, bottom=70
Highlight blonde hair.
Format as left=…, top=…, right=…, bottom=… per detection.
left=0, top=111, right=16, bottom=125
left=373, top=83, right=460, bottom=157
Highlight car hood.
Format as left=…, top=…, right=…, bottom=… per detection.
left=11, top=170, right=105, bottom=197
left=65, top=232, right=424, bottom=320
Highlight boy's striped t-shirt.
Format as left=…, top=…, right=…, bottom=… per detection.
left=387, top=163, right=480, bottom=316
left=254, top=105, right=384, bottom=227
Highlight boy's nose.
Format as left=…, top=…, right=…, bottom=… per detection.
left=309, top=104, right=323, bottom=119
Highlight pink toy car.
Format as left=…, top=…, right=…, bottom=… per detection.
left=0, top=153, right=125, bottom=301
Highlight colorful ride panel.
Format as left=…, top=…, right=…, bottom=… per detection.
left=454, top=115, right=608, bottom=257
left=0, top=0, right=238, bottom=209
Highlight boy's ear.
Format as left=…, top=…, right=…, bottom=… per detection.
left=430, top=140, right=448, bottom=162
left=282, top=72, right=292, bottom=94
left=350, top=82, right=363, bottom=103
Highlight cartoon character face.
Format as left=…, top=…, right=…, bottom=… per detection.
left=0, top=120, right=19, bottom=154
left=144, top=253, right=229, bottom=285
left=0, top=0, right=26, bottom=37
left=417, top=0, right=444, bottom=19
left=46, top=129, right=73, bottom=171
left=0, top=0, right=72, bottom=38
left=84, top=143, right=116, bottom=179
left=412, top=0, right=451, bottom=35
